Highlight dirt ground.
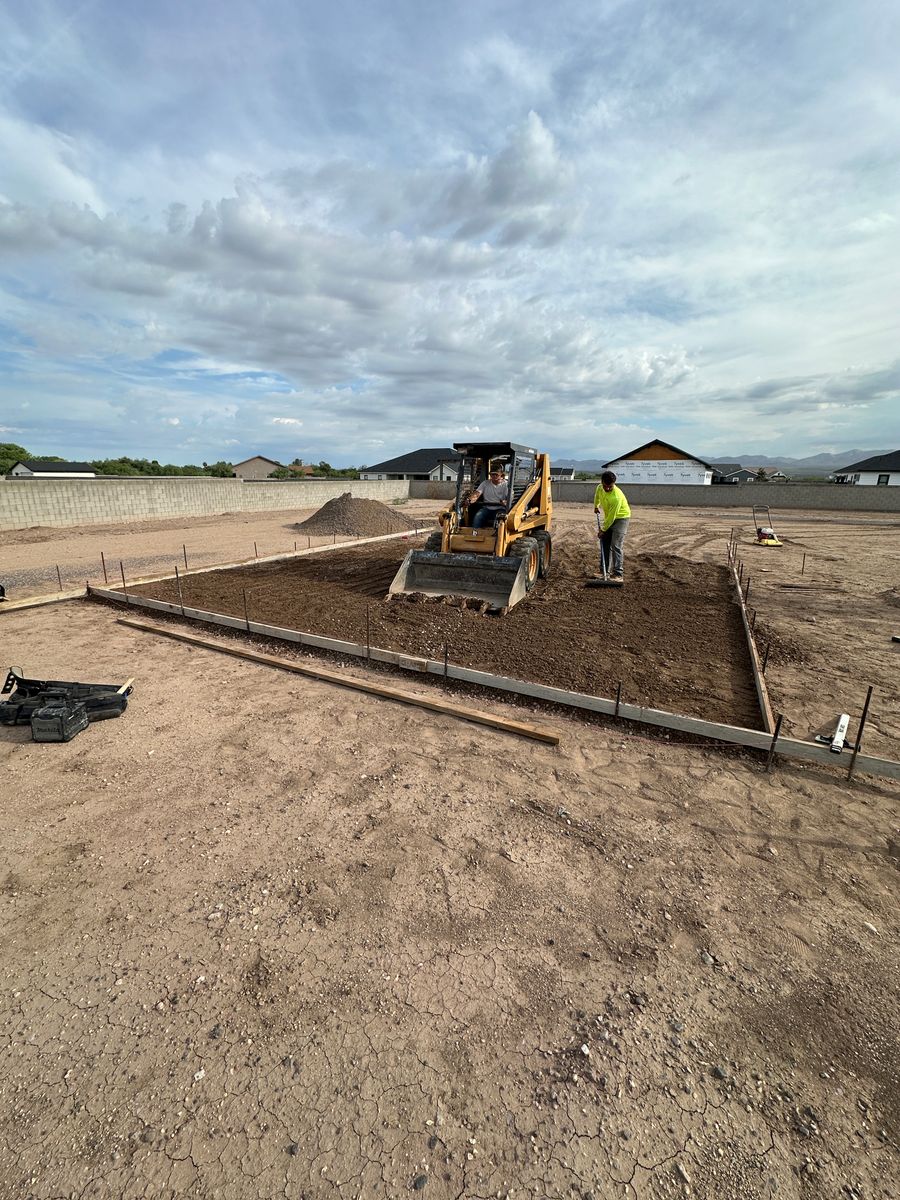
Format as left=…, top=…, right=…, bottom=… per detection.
left=124, top=537, right=762, bottom=729
left=0, top=503, right=898, bottom=1200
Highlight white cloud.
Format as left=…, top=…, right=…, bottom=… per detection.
left=272, top=416, right=302, bottom=425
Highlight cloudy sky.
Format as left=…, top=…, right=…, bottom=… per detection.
left=1, top=0, right=898, bottom=466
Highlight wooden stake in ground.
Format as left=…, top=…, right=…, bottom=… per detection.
left=118, top=617, right=560, bottom=745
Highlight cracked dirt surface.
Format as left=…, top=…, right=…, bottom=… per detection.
left=0, top=504, right=898, bottom=1199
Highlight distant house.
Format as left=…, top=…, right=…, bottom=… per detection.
left=549, top=465, right=576, bottom=480
left=834, top=450, right=900, bottom=487
left=603, top=440, right=714, bottom=485
left=712, top=463, right=757, bottom=484
left=360, top=448, right=461, bottom=481
left=232, top=455, right=283, bottom=480
left=8, top=460, right=96, bottom=478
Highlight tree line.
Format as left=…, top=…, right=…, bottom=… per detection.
left=0, top=444, right=360, bottom=479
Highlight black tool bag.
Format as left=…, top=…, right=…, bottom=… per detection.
left=31, top=699, right=90, bottom=743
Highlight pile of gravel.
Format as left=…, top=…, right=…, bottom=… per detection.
left=295, top=493, right=420, bottom=537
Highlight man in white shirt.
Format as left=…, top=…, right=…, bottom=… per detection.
left=470, top=466, right=510, bottom=529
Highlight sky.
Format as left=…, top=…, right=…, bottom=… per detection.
left=1, top=0, right=898, bottom=467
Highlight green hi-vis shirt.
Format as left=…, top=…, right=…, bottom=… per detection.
left=593, top=483, right=631, bottom=532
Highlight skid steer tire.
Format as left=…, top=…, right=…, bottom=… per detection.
left=423, top=531, right=444, bottom=552
left=507, top=537, right=540, bottom=592
left=532, top=531, right=552, bottom=579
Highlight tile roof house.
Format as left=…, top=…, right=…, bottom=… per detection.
left=834, top=450, right=900, bottom=486
left=360, top=448, right=461, bottom=481
left=232, top=455, right=284, bottom=480
left=8, top=460, right=96, bottom=478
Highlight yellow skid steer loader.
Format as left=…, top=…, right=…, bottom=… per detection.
left=389, top=441, right=553, bottom=613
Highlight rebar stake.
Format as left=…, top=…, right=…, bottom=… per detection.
left=766, top=713, right=784, bottom=773
left=242, top=588, right=250, bottom=632
left=119, top=561, right=130, bottom=604
left=443, top=643, right=449, bottom=678
left=101, top=551, right=108, bottom=583
left=366, top=605, right=370, bottom=660
left=847, top=685, right=875, bottom=781
left=762, top=642, right=770, bottom=674
left=56, top=564, right=63, bottom=591
left=173, top=564, right=184, bottom=615
left=801, top=552, right=806, bottom=575
left=615, top=681, right=622, bottom=717
left=254, top=541, right=258, bottom=558
left=183, top=544, right=188, bottom=569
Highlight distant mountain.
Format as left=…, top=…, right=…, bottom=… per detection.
left=553, top=449, right=880, bottom=476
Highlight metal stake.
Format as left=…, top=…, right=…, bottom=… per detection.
left=615, top=681, right=622, bottom=717
left=847, top=685, right=875, bottom=781
left=801, top=552, right=806, bottom=576
left=366, top=605, right=370, bottom=660
left=183, top=543, right=188, bottom=569
left=766, top=713, right=784, bottom=773
left=101, top=550, right=108, bottom=583
left=739, top=561, right=744, bottom=583
left=745, top=575, right=751, bottom=602
left=242, top=588, right=250, bottom=632
left=119, top=561, right=130, bottom=604
left=750, top=608, right=757, bottom=633
left=175, top=564, right=185, bottom=616
left=254, top=541, right=258, bottom=558
left=762, top=642, right=770, bottom=674
left=443, top=643, right=448, bottom=678
left=56, top=564, right=63, bottom=591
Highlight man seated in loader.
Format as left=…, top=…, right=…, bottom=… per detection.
left=468, top=464, right=510, bottom=529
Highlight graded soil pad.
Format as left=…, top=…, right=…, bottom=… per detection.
left=128, top=530, right=763, bottom=728
left=294, top=493, right=421, bottom=537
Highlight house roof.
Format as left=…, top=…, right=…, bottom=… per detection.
left=363, top=447, right=461, bottom=474
left=837, top=450, right=900, bottom=474
left=712, top=462, right=743, bottom=474
left=232, top=455, right=283, bottom=468
left=13, top=460, right=95, bottom=474
left=604, top=440, right=714, bottom=470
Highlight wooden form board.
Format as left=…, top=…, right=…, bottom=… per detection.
left=117, top=617, right=559, bottom=745
left=94, top=586, right=900, bottom=782
left=727, top=552, right=776, bottom=732
left=102, top=526, right=428, bottom=590
left=0, top=587, right=87, bottom=613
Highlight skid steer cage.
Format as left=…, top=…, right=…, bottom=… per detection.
left=389, top=550, right=529, bottom=612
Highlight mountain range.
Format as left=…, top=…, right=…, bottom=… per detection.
left=554, top=449, right=879, bottom=476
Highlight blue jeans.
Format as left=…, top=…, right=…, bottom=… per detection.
left=600, top=517, right=629, bottom=577
left=473, top=506, right=504, bottom=529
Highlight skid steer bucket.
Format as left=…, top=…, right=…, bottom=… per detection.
left=389, top=550, right=529, bottom=612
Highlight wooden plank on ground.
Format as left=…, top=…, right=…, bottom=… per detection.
left=728, top=556, right=775, bottom=732
left=117, top=617, right=560, bottom=746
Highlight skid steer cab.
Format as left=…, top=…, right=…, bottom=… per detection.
left=389, top=441, right=553, bottom=613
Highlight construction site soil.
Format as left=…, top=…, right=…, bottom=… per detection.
left=130, top=531, right=763, bottom=729
left=293, top=493, right=419, bottom=536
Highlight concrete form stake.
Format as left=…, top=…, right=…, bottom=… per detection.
left=101, top=551, right=109, bottom=584
left=119, top=561, right=130, bottom=604
left=847, top=685, right=875, bottom=781
left=56, top=564, right=63, bottom=591
left=183, top=544, right=188, bottom=570
left=739, top=561, right=744, bottom=583
left=443, top=643, right=449, bottom=678
left=242, top=588, right=250, bottom=632
left=745, top=575, right=751, bottom=602
left=762, top=642, right=770, bottom=674
left=750, top=607, right=757, bottom=633
left=615, top=681, right=622, bottom=718
left=174, top=564, right=185, bottom=616
left=366, top=606, right=370, bottom=660
left=801, top=552, right=806, bottom=576
left=766, top=713, right=784, bottom=773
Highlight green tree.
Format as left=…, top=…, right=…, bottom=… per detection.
left=0, top=443, right=31, bottom=474
left=755, top=467, right=768, bottom=481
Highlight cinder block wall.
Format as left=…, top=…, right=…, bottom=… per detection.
left=0, top=477, right=408, bottom=531
left=409, top=479, right=900, bottom=512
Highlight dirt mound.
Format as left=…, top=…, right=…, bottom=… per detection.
left=295, top=493, right=420, bottom=537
